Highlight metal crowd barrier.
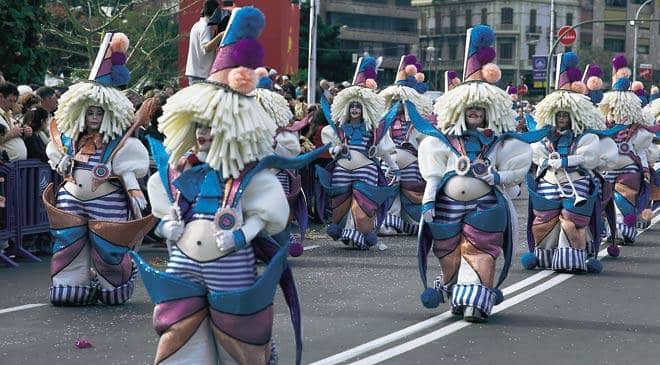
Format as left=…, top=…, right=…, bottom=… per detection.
left=0, top=159, right=58, bottom=268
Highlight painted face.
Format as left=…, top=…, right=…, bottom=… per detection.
left=85, top=106, right=104, bottom=131
left=349, top=102, right=363, bottom=121
left=465, top=107, right=486, bottom=129
left=195, top=125, right=213, bottom=152
left=555, top=111, right=571, bottom=130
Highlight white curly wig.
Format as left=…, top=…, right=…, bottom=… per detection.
left=158, top=82, right=277, bottom=179
left=253, top=88, right=293, bottom=128
left=599, top=90, right=651, bottom=126
left=54, top=82, right=134, bottom=143
left=534, top=90, right=606, bottom=134
left=379, top=85, right=433, bottom=117
left=330, top=86, right=385, bottom=131
left=643, top=98, right=660, bottom=124
left=433, top=81, right=517, bottom=135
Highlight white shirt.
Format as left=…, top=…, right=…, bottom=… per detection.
left=185, top=17, right=214, bottom=79
left=0, top=109, right=27, bottom=161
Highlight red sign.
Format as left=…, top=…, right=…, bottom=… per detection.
left=557, top=26, right=576, bottom=46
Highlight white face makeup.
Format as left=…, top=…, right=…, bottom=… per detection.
left=555, top=111, right=571, bottom=130
left=195, top=125, right=213, bottom=152
left=85, top=106, right=104, bottom=132
left=349, top=102, right=363, bottom=122
left=465, top=107, right=486, bottom=129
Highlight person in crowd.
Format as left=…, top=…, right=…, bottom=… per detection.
left=22, top=106, right=50, bottom=162
left=36, top=86, right=59, bottom=115
left=185, top=0, right=222, bottom=85
left=0, top=82, right=28, bottom=161
left=281, top=75, right=296, bottom=98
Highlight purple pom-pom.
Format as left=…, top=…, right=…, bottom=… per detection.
left=415, top=62, right=423, bottom=72
left=623, top=213, right=636, bottom=227
left=403, top=54, right=418, bottom=66
left=586, top=65, right=603, bottom=78
left=288, top=239, right=304, bottom=257
left=566, top=67, right=582, bottom=82
left=111, top=52, right=126, bottom=66
left=447, top=70, right=458, bottom=80
left=607, top=244, right=620, bottom=257
left=508, top=86, right=517, bottom=95
left=612, top=54, right=628, bottom=70
left=231, top=38, right=264, bottom=69
left=363, top=68, right=377, bottom=80
left=476, top=47, right=496, bottom=64
left=634, top=88, right=645, bottom=97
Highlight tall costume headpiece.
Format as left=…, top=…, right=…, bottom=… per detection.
left=506, top=85, right=518, bottom=102
left=54, top=32, right=134, bottom=143
left=534, top=52, right=606, bottom=134
left=599, top=54, right=650, bottom=126
left=583, top=64, right=604, bottom=104
left=444, top=70, right=461, bottom=93
left=253, top=67, right=293, bottom=127
left=631, top=81, right=649, bottom=107
left=644, top=97, right=660, bottom=124
left=330, top=56, right=385, bottom=130
left=159, top=7, right=279, bottom=178
left=379, top=54, right=433, bottom=117
left=433, top=25, right=516, bottom=135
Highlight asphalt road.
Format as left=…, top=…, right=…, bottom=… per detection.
left=1, top=195, right=658, bottom=365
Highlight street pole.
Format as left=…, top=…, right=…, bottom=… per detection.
left=306, top=0, right=318, bottom=104
left=549, top=0, right=555, bottom=55
left=632, top=0, right=654, bottom=82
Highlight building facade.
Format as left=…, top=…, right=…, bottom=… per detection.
left=412, top=0, right=581, bottom=92
left=319, top=0, right=419, bottom=84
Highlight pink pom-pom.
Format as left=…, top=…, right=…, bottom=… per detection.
left=623, top=213, right=636, bottom=227
left=571, top=81, right=588, bottom=94
left=615, top=67, right=631, bottom=79
left=631, top=81, right=644, bottom=92
left=415, top=72, right=425, bottom=82
left=228, top=67, right=257, bottom=94
left=481, top=63, right=501, bottom=83
left=405, top=64, right=418, bottom=76
left=365, top=78, right=378, bottom=90
left=255, top=67, right=268, bottom=78
left=651, top=86, right=659, bottom=94
left=641, top=208, right=653, bottom=221
left=110, top=33, right=129, bottom=53
left=208, top=69, right=231, bottom=84
left=451, top=78, right=461, bottom=86
left=587, top=76, right=603, bottom=91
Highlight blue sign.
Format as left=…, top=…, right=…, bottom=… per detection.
left=533, top=70, right=547, bottom=81
left=533, top=56, right=547, bottom=71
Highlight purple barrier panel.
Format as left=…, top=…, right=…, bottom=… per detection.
left=0, top=162, right=18, bottom=267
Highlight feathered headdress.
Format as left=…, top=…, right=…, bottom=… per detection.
left=433, top=25, right=516, bottom=135
left=54, top=32, right=134, bottom=142
left=599, top=54, right=650, bottom=126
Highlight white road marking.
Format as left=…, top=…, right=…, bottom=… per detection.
left=304, top=245, right=320, bottom=251
left=312, top=214, right=659, bottom=365
left=0, top=303, right=47, bottom=315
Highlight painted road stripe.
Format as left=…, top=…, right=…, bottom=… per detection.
left=0, top=303, right=47, bottom=315
left=312, top=214, right=659, bottom=365
left=304, top=245, right=320, bottom=251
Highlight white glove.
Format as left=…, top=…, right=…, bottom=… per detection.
left=547, top=158, right=562, bottom=169
left=131, top=195, right=148, bottom=211
left=330, top=145, right=343, bottom=157
left=481, top=173, right=497, bottom=186
left=56, top=155, right=72, bottom=175
left=422, top=208, right=435, bottom=223
left=215, top=230, right=236, bottom=257
left=159, top=219, right=184, bottom=242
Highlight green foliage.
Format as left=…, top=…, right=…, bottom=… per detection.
left=578, top=46, right=616, bottom=83
left=299, top=3, right=352, bottom=83
left=0, top=0, right=51, bottom=83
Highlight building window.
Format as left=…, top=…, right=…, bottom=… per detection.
left=638, top=44, right=649, bottom=55
left=605, top=0, right=627, bottom=7
left=449, top=40, right=458, bottom=60
left=566, top=13, right=573, bottom=26
left=501, top=7, right=513, bottom=25
left=466, top=9, right=472, bottom=28
left=530, top=9, right=537, bottom=28
left=527, top=44, right=536, bottom=60
left=450, top=10, right=457, bottom=33
left=498, top=39, right=514, bottom=59
left=394, top=0, right=411, bottom=6
left=604, top=38, right=625, bottom=52
left=481, top=8, right=488, bottom=24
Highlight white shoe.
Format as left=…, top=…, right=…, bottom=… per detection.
left=379, top=226, right=397, bottom=236
left=376, top=243, right=388, bottom=251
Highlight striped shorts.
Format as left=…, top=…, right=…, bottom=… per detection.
left=332, top=163, right=379, bottom=186
left=434, top=193, right=498, bottom=224
left=56, top=186, right=129, bottom=222
left=603, top=164, right=640, bottom=184
left=536, top=178, right=590, bottom=201
left=276, top=170, right=291, bottom=195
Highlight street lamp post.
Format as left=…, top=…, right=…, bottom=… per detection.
left=426, top=46, right=435, bottom=89
left=306, top=0, right=319, bottom=104
left=632, top=0, right=654, bottom=82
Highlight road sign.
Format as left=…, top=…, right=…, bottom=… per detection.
left=533, top=55, right=547, bottom=70
left=533, top=70, right=547, bottom=81
left=557, top=26, right=576, bottom=46
left=639, top=64, right=653, bottom=82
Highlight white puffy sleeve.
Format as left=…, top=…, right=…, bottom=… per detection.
left=240, top=169, right=289, bottom=236
left=112, top=137, right=150, bottom=190
left=146, top=173, right=173, bottom=220
left=46, top=141, right=64, bottom=170
left=597, top=137, right=619, bottom=172
left=321, top=125, right=340, bottom=146
left=632, top=129, right=654, bottom=168
left=376, top=131, right=396, bottom=157
left=274, top=130, right=301, bottom=158
left=495, top=138, right=532, bottom=186
left=531, top=141, right=549, bottom=168
left=573, top=133, right=601, bottom=170
left=418, top=136, right=450, bottom=180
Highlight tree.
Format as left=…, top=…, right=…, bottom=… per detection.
left=298, top=3, right=352, bottom=83
left=578, top=46, right=616, bottom=86
left=0, top=0, right=51, bottom=83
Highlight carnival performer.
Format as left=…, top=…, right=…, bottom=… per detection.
left=134, top=8, right=305, bottom=365
left=520, top=52, right=608, bottom=273
left=43, top=32, right=154, bottom=306
left=378, top=54, right=433, bottom=235
left=317, top=57, right=399, bottom=250
left=598, top=54, right=654, bottom=245
left=254, top=67, right=308, bottom=257
left=638, top=96, right=660, bottom=228
left=416, top=25, right=532, bottom=322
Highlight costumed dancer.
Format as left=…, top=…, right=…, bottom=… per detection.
left=639, top=97, right=660, bottom=228
left=520, top=52, right=608, bottom=273
left=416, top=25, right=532, bottom=322
left=598, top=54, right=654, bottom=245
left=378, top=54, right=433, bottom=236
left=317, top=56, right=399, bottom=250
left=43, top=33, right=155, bottom=306
left=254, top=67, right=309, bottom=257
left=135, top=8, right=305, bottom=364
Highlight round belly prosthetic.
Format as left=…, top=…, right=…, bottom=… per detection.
left=442, top=175, right=492, bottom=201
left=337, top=150, right=374, bottom=170
left=64, top=169, right=121, bottom=200
left=177, top=219, right=224, bottom=262
left=395, top=148, right=417, bottom=170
